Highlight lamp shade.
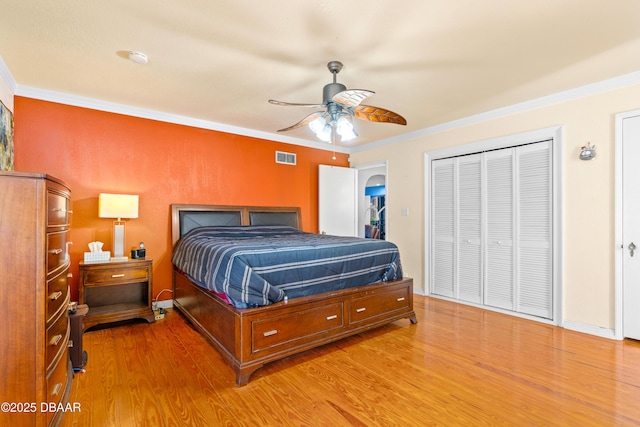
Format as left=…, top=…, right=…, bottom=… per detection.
left=99, top=193, right=139, bottom=220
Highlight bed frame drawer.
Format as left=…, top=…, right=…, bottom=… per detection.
left=251, top=302, right=345, bottom=353
left=349, top=283, right=411, bottom=325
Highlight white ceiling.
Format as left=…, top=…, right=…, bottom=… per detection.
left=2, top=0, right=640, bottom=149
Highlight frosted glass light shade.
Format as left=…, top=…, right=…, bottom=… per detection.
left=99, top=193, right=139, bottom=220
left=99, top=193, right=139, bottom=261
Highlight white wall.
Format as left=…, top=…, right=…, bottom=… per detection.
left=350, top=81, right=640, bottom=332
left=0, top=55, right=15, bottom=111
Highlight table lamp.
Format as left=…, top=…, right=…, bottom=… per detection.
left=99, top=193, right=139, bottom=261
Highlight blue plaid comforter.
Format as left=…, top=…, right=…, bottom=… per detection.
left=172, top=226, right=403, bottom=308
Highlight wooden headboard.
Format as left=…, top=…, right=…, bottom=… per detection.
left=170, top=204, right=302, bottom=246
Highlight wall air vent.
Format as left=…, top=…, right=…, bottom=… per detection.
left=275, top=151, right=297, bottom=165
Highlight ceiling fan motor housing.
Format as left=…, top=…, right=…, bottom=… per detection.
left=323, top=82, right=347, bottom=104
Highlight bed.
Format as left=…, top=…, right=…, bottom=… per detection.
left=171, top=204, right=417, bottom=386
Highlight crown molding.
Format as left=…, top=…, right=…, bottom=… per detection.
left=0, top=55, right=16, bottom=94
left=14, top=85, right=350, bottom=154
left=352, top=70, right=640, bottom=153
left=13, top=70, right=640, bottom=155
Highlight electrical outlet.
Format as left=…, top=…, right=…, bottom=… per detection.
left=154, top=309, right=164, bottom=320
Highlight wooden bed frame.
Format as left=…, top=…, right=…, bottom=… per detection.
left=171, top=204, right=417, bottom=386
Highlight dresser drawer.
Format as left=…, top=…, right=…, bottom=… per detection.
left=47, top=230, right=69, bottom=276
left=349, top=285, right=410, bottom=324
left=45, top=347, right=70, bottom=425
left=47, top=189, right=71, bottom=227
left=46, top=267, right=70, bottom=325
left=84, top=265, right=149, bottom=285
left=46, top=310, right=70, bottom=372
left=252, top=302, right=344, bottom=353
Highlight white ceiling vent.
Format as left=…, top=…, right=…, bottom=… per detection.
left=275, top=151, right=296, bottom=165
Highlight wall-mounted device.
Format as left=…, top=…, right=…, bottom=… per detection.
left=580, top=143, right=596, bottom=160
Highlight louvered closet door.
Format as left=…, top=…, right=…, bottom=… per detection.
left=431, top=140, right=553, bottom=320
left=457, top=154, right=482, bottom=303
left=432, top=158, right=455, bottom=297
left=516, top=141, right=552, bottom=318
left=485, top=149, right=515, bottom=310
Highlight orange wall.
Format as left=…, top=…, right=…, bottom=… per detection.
left=14, top=96, right=348, bottom=303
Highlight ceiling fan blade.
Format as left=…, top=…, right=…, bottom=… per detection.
left=353, top=105, right=407, bottom=125
left=276, top=111, right=324, bottom=132
left=269, top=99, right=325, bottom=108
left=332, top=89, right=375, bottom=108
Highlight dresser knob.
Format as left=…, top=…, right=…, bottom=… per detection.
left=51, top=383, right=62, bottom=396
left=49, top=291, right=63, bottom=300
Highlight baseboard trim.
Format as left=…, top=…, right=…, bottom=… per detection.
left=562, top=320, right=617, bottom=340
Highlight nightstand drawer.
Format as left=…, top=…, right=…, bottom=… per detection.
left=84, top=266, right=149, bottom=285
left=46, top=267, right=70, bottom=325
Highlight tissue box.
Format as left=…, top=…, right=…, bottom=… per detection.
left=84, top=251, right=110, bottom=263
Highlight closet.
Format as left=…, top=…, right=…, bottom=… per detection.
left=430, top=140, right=553, bottom=319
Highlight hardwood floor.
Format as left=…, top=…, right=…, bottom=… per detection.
left=60, top=296, right=640, bottom=426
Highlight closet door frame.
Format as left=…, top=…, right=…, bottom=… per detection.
left=424, top=126, right=563, bottom=325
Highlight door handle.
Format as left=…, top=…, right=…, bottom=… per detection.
left=629, top=242, right=636, bottom=257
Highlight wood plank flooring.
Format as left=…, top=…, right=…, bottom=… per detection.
left=60, top=296, right=640, bottom=426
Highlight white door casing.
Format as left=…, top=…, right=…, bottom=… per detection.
left=425, top=126, right=562, bottom=324
left=615, top=111, right=640, bottom=340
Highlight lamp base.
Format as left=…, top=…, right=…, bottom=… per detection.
left=110, top=256, right=129, bottom=262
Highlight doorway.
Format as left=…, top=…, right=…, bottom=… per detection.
left=356, top=162, right=387, bottom=240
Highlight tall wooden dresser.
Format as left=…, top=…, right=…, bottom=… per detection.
left=0, top=172, right=73, bottom=427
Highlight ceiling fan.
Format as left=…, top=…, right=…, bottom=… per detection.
left=269, top=61, right=407, bottom=144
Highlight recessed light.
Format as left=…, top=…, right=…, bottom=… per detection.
left=128, top=51, right=148, bottom=65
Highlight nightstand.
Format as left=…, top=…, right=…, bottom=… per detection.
left=79, top=258, right=155, bottom=330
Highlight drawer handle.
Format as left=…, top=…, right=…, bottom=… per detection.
left=51, top=383, right=62, bottom=396
left=111, top=274, right=126, bottom=278
left=48, top=248, right=63, bottom=255
left=356, top=307, right=366, bottom=313
left=397, top=297, right=406, bottom=302
left=52, top=208, right=73, bottom=214
left=50, top=334, right=63, bottom=346
left=326, top=315, right=338, bottom=321
left=263, top=330, right=278, bottom=337
left=49, top=291, right=63, bottom=300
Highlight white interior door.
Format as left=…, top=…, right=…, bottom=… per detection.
left=318, top=165, right=357, bottom=236
left=622, top=113, right=640, bottom=340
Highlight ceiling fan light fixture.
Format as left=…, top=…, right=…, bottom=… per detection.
left=316, top=124, right=332, bottom=142
left=336, top=116, right=354, bottom=137
left=309, top=116, right=326, bottom=134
